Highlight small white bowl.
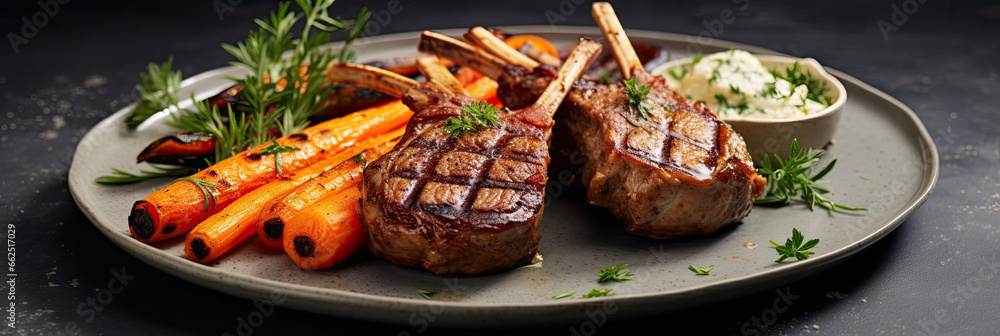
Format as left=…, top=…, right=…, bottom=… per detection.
left=652, top=54, right=847, bottom=163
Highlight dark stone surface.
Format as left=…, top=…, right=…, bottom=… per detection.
left=1, top=0, right=998, bottom=335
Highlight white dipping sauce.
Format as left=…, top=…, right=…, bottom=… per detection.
left=660, top=49, right=828, bottom=120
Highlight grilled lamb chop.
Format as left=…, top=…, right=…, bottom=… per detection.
left=328, top=40, right=602, bottom=275
left=420, top=3, right=765, bottom=239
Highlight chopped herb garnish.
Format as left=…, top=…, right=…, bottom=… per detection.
left=668, top=66, right=689, bottom=81
left=581, top=288, right=612, bottom=298
left=623, top=77, right=652, bottom=119
left=755, top=139, right=867, bottom=212
left=418, top=289, right=438, bottom=300
left=95, top=165, right=196, bottom=185
left=600, top=69, right=613, bottom=84
left=175, top=177, right=218, bottom=212
left=771, top=61, right=831, bottom=106
left=552, top=292, right=577, bottom=300
left=597, top=263, right=633, bottom=283
left=352, top=152, right=367, bottom=168
left=444, top=100, right=502, bottom=137
left=729, top=84, right=743, bottom=95
left=259, top=140, right=301, bottom=175
left=125, top=57, right=182, bottom=129
left=688, top=264, right=715, bottom=275
left=770, top=228, right=819, bottom=262
left=691, top=54, right=705, bottom=65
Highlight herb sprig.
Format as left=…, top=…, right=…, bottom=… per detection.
left=418, top=289, right=438, bottom=300
left=95, top=165, right=196, bottom=185
left=552, top=292, right=577, bottom=300
left=259, top=140, right=301, bottom=175
left=581, top=288, right=612, bottom=298
left=770, top=228, right=819, bottom=262
left=623, top=77, right=652, bottom=119
left=444, top=101, right=502, bottom=137
left=755, top=139, right=866, bottom=212
left=597, top=264, right=633, bottom=283
left=125, top=57, right=183, bottom=129
left=689, top=264, right=714, bottom=275
left=175, top=177, right=219, bottom=212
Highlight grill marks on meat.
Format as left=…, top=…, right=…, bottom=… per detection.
left=375, top=91, right=548, bottom=229
left=354, top=39, right=601, bottom=275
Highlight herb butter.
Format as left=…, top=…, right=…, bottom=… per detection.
left=660, top=49, right=830, bottom=120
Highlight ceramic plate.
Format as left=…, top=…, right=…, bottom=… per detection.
left=68, top=27, right=938, bottom=327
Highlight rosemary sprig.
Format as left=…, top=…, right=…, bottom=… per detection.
left=95, top=166, right=196, bottom=185
left=754, top=139, right=866, bottom=213
left=444, top=101, right=502, bottom=137
left=259, top=140, right=300, bottom=175
left=623, top=77, right=652, bottom=119
left=125, top=57, right=183, bottom=129
left=175, top=177, right=219, bottom=212
left=770, top=228, right=819, bottom=262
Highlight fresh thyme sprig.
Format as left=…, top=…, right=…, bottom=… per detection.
left=259, top=140, right=301, bottom=175
left=417, top=289, right=438, bottom=300
left=623, top=77, right=652, bottom=119
left=597, top=264, right=633, bottom=283
left=688, top=264, right=714, bottom=275
left=754, top=139, right=866, bottom=213
left=95, top=165, right=196, bottom=185
left=125, top=57, right=183, bottom=129
left=175, top=177, right=219, bottom=212
left=770, top=228, right=819, bottom=262
left=444, top=101, right=502, bottom=137
left=581, top=288, right=612, bottom=298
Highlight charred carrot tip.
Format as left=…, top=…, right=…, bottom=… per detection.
left=129, top=203, right=154, bottom=239
left=189, top=238, right=210, bottom=260
left=293, top=236, right=313, bottom=257
left=263, top=218, right=284, bottom=240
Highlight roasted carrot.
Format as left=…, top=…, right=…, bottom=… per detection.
left=255, top=139, right=397, bottom=250
left=504, top=34, right=559, bottom=58
left=282, top=186, right=366, bottom=270
left=128, top=98, right=414, bottom=244
left=184, top=128, right=405, bottom=263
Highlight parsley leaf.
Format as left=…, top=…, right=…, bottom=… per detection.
left=688, top=264, right=715, bottom=275
left=623, top=77, right=652, bottom=119
left=755, top=139, right=866, bottom=212
left=582, top=288, right=612, bottom=298
left=770, top=228, right=819, bottom=262
left=597, top=264, right=633, bottom=283
left=444, top=101, right=502, bottom=137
